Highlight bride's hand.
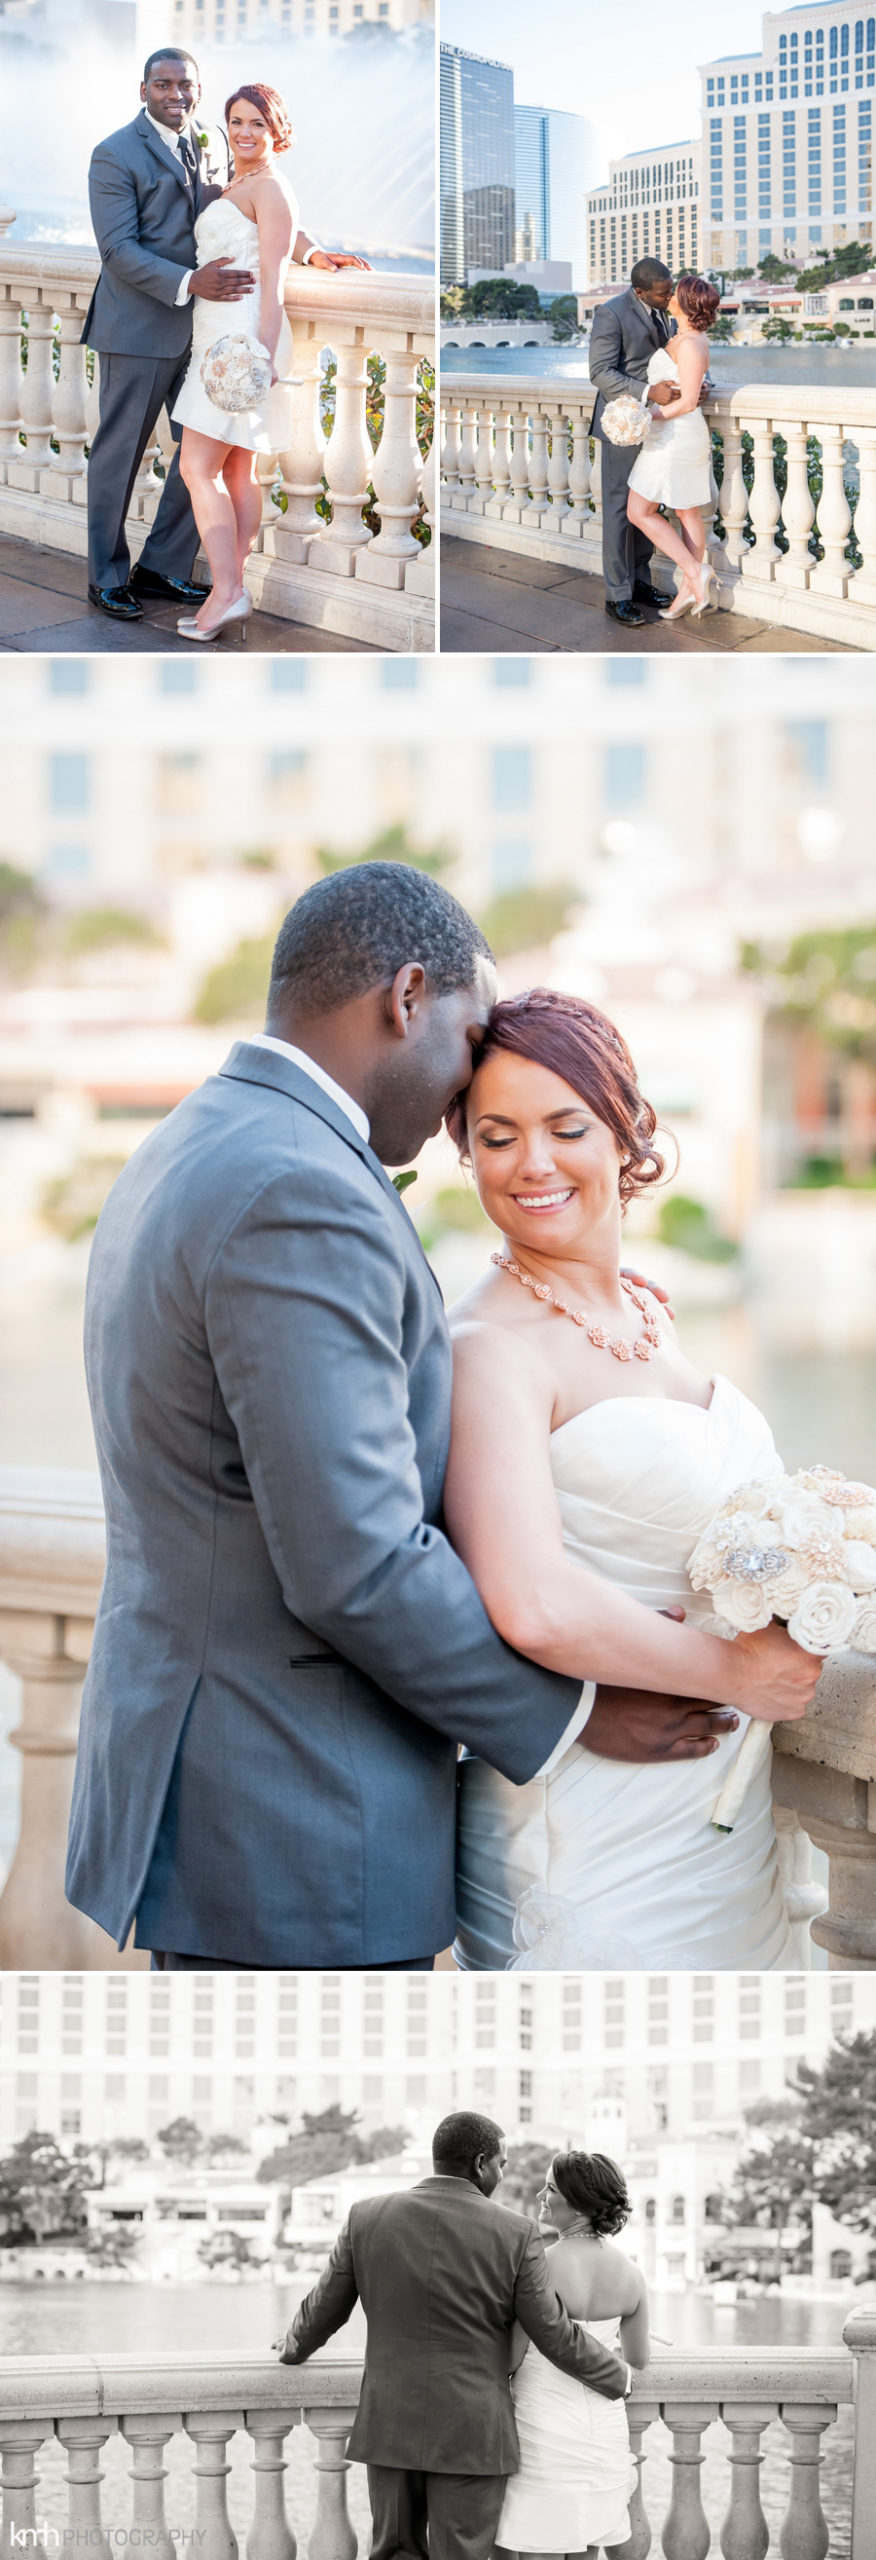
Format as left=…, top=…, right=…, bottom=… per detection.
left=719, top=1618, right=821, bottom=1722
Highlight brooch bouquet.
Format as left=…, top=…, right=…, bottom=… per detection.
left=600, top=390, right=652, bottom=447
left=686, top=1464, right=876, bottom=1832
left=201, top=335, right=273, bottom=413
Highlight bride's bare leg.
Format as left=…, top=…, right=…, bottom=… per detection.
left=627, top=488, right=699, bottom=590
left=678, top=506, right=707, bottom=573
left=223, top=445, right=264, bottom=587
left=178, top=428, right=244, bottom=628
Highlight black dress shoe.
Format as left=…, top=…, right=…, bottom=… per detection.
left=87, top=583, right=144, bottom=620
left=131, top=566, right=212, bottom=605
left=632, top=581, right=663, bottom=608
left=605, top=598, right=646, bottom=628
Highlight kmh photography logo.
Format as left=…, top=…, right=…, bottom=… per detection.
left=10, top=2532, right=207, bottom=2548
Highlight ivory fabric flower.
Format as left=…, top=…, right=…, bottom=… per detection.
left=851, top=1598, right=876, bottom=1654
left=836, top=1539, right=876, bottom=1590
left=712, top=1579, right=775, bottom=1633
left=778, top=1494, right=840, bottom=1548
left=787, top=1581, right=859, bottom=1653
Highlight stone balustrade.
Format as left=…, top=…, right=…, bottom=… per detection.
left=0, top=1468, right=873, bottom=1969
left=0, top=246, right=434, bottom=650
left=440, top=369, right=876, bottom=648
left=0, top=2326, right=873, bottom=2558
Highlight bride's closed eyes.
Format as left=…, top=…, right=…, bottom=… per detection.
left=478, top=1120, right=592, bottom=1150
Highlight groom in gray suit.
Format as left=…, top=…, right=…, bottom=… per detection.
left=280, top=2110, right=630, bottom=2560
left=589, top=256, right=679, bottom=630
left=65, top=863, right=740, bottom=1970
left=84, top=47, right=361, bottom=621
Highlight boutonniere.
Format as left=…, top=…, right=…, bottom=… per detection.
left=392, top=1170, right=418, bottom=1195
left=194, top=128, right=210, bottom=152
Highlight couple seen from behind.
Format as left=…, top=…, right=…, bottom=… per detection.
left=84, top=44, right=367, bottom=641
left=279, top=2109, right=647, bottom=2560
left=66, top=860, right=822, bottom=1974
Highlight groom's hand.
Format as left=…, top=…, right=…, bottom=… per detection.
left=620, top=1264, right=675, bottom=1320
left=584, top=1687, right=740, bottom=1761
left=189, top=258, right=255, bottom=301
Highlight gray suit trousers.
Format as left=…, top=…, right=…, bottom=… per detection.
left=87, top=348, right=198, bottom=590
left=599, top=433, right=654, bottom=601
left=367, top=2469, right=506, bottom=2560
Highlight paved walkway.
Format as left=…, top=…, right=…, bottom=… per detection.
left=0, top=532, right=377, bottom=654
left=440, top=534, right=851, bottom=654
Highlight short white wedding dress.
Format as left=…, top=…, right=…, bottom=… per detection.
left=172, top=193, right=298, bottom=453
left=498, top=2315, right=635, bottom=2553
left=455, top=1377, right=794, bottom=1971
left=627, top=346, right=714, bottom=508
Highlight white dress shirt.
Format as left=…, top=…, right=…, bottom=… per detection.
left=247, top=1032, right=593, bottom=1763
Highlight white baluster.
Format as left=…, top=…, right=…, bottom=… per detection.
left=0, top=1613, right=102, bottom=1968
left=741, top=418, right=781, bottom=584
left=57, top=2417, right=117, bottom=2560
left=775, top=420, right=816, bottom=591
left=0, top=287, right=23, bottom=476
left=51, top=301, right=89, bottom=493
left=0, top=2421, right=50, bottom=2560
left=310, top=340, right=373, bottom=576
left=273, top=332, right=327, bottom=560
left=245, top=2410, right=298, bottom=2560
left=186, top=2411, right=242, bottom=2560
left=567, top=407, right=593, bottom=530
left=606, top=2406, right=655, bottom=2559
left=457, top=396, right=479, bottom=502
left=18, top=292, right=55, bottom=478
left=360, top=348, right=422, bottom=570
left=773, top=1806, right=826, bottom=1964
left=440, top=394, right=463, bottom=502
left=778, top=2404, right=834, bottom=2560
left=503, top=405, right=531, bottom=520
left=809, top=423, right=852, bottom=597
left=546, top=403, right=571, bottom=526
left=719, top=2403, right=776, bottom=2560
left=712, top=410, right=747, bottom=594
left=404, top=424, right=435, bottom=595
left=846, top=427, right=876, bottom=610
left=661, top=2403, right=717, bottom=2560
left=470, top=405, right=495, bottom=514
left=304, top=2413, right=357, bottom=2560
left=524, top=406, right=550, bottom=516
left=121, top=2412, right=182, bottom=2558
left=485, top=403, right=513, bottom=515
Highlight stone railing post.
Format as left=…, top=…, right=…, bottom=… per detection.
left=843, top=2311, right=876, bottom=2559
left=719, top=2402, right=776, bottom=2560
left=772, top=1650, right=876, bottom=1967
left=186, top=2410, right=243, bottom=2560
left=0, top=2421, right=51, bottom=2560
left=245, top=2409, right=299, bottom=2560
left=56, top=2416, right=117, bottom=2560
left=0, top=1468, right=109, bottom=1968
left=303, top=2411, right=359, bottom=2560
left=120, top=2412, right=183, bottom=2559
left=661, top=2402, right=719, bottom=2560
left=779, top=2405, right=834, bottom=2560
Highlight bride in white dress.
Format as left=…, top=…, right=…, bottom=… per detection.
left=626, top=272, right=721, bottom=623
left=445, top=988, right=820, bottom=1973
left=172, top=83, right=300, bottom=641
left=497, top=2149, right=647, bottom=2559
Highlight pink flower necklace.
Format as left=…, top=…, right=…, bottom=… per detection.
left=491, top=1253, right=662, bottom=1364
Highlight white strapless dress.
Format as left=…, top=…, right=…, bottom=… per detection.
left=627, top=347, right=714, bottom=508
left=455, top=1376, right=794, bottom=1972
left=498, top=2316, right=635, bottom=2553
left=172, top=195, right=298, bottom=452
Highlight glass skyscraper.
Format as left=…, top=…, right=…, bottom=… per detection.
left=440, top=41, right=515, bottom=284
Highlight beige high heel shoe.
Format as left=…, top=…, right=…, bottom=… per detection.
left=691, top=561, right=718, bottom=619
left=658, top=583, right=696, bottom=622
left=177, top=592, right=251, bottom=643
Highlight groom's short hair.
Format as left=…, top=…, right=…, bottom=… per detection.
left=143, top=47, right=199, bottom=80
left=268, top=863, right=492, bottom=1014
left=432, top=2111, right=504, bottom=2174
left=631, top=256, right=672, bottom=292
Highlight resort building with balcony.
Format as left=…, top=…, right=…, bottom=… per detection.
left=700, top=3, right=875, bottom=274
left=586, top=141, right=700, bottom=288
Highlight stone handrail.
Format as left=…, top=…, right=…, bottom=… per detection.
left=0, top=248, right=434, bottom=650
left=439, top=368, right=876, bottom=649
left=0, top=2325, right=873, bottom=2558
left=0, top=1467, right=873, bottom=1967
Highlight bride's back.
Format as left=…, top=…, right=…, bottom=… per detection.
left=544, top=2230, right=640, bottom=2321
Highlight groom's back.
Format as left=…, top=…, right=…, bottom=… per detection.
left=345, top=2179, right=535, bottom=2473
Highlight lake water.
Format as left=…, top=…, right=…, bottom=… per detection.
left=0, top=2281, right=855, bottom=2552
left=440, top=341, right=876, bottom=392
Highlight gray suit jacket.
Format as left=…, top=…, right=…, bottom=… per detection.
left=65, top=1044, right=581, bottom=1964
left=589, top=287, right=676, bottom=441
left=82, top=111, right=230, bottom=356
left=285, top=2177, right=629, bottom=2474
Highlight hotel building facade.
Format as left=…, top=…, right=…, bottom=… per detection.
left=586, top=142, right=700, bottom=289
left=701, top=3, right=875, bottom=273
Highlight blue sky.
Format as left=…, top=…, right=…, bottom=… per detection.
left=440, top=0, right=771, bottom=172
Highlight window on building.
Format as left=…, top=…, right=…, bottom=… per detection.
left=49, top=753, right=90, bottom=814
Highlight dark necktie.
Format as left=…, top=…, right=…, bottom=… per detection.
left=179, top=132, right=198, bottom=189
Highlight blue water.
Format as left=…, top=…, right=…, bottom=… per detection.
left=440, top=342, right=875, bottom=388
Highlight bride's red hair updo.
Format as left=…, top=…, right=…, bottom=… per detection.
left=225, top=83, right=295, bottom=152
left=445, top=986, right=666, bottom=1210
left=675, top=272, right=721, bottom=331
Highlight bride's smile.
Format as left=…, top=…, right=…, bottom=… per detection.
left=465, top=1048, right=632, bottom=1298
